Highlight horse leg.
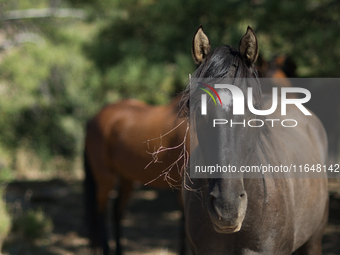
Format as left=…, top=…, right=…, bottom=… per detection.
left=85, top=149, right=112, bottom=255
left=97, top=212, right=109, bottom=255
left=178, top=210, right=187, bottom=255
left=293, top=198, right=329, bottom=255
left=95, top=175, right=117, bottom=255
left=84, top=149, right=99, bottom=254
left=113, top=178, right=133, bottom=255
left=84, top=174, right=112, bottom=255
left=177, top=190, right=187, bottom=255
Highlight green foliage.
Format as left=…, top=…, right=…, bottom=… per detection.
left=0, top=168, right=15, bottom=185
left=11, top=208, right=53, bottom=242
left=255, top=0, right=340, bottom=76
left=0, top=0, right=49, bottom=11
left=84, top=0, right=340, bottom=77
left=0, top=188, right=11, bottom=250
left=0, top=0, right=339, bottom=174
left=0, top=30, right=101, bottom=160
left=85, top=0, right=253, bottom=70
left=103, top=54, right=193, bottom=104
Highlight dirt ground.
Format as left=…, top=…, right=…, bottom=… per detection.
left=2, top=178, right=340, bottom=255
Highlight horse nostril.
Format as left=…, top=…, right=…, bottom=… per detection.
left=239, top=192, right=246, bottom=199
left=210, top=191, right=218, bottom=199
left=209, top=195, right=216, bottom=208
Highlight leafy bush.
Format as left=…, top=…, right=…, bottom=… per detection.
left=11, top=208, right=53, bottom=242
left=0, top=188, right=11, bottom=252
left=0, top=38, right=101, bottom=162
left=1, top=0, right=340, bottom=175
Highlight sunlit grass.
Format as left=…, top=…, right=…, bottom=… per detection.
left=0, top=188, right=11, bottom=252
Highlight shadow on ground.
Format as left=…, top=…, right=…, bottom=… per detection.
left=2, top=179, right=340, bottom=255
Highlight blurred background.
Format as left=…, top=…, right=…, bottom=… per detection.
left=0, top=0, right=340, bottom=254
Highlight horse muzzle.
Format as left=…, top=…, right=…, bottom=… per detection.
left=212, top=223, right=242, bottom=234
left=207, top=190, right=247, bottom=234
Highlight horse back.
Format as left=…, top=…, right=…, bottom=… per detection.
left=87, top=98, right=186, bottom=187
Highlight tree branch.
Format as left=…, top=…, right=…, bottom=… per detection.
left=2, top=8, right=87, bottom=20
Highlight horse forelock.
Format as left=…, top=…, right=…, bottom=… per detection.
left=179, top=45, right=261, bottom=118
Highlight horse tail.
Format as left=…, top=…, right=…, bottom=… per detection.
left=83, top=137, right=98, bottom=250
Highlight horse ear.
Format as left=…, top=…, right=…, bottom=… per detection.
left=192, top=25, right=211, bottom=65
left=239, top=26, right=259, bottom=67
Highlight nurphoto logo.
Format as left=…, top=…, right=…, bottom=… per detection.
left=198, top=82, right=312, bottom=128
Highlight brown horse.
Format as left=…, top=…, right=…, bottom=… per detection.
left=256, top=55, right=296, bottom=97
left=257, top=54, right=297, bottom=79
left=84, top=98, right=188, bottom=255
left=181, top=25, right=328, bottom=255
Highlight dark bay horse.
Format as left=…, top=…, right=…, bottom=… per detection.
left=181, top=26, right=329, bottom=254
left=257, top=54, right=297, bottom=79
left=84, top=98, right=188, bottom=255
left=256, top=55, right=296, bottom=97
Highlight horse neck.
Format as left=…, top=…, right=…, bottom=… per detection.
left=168, top=95, right=183, bottom=114
left=155, top=96, right=188, bottom=146
left=160, top=96, right=186, bottom=125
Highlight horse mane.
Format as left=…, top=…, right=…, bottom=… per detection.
left=178, top=42, right=272, bottom=176
left=177, top=42, right=271, bottom=213
left=179, top=45, right=261, bottom=118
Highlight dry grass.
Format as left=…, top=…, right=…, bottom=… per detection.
left=14, top=147, right=83, bottom=181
